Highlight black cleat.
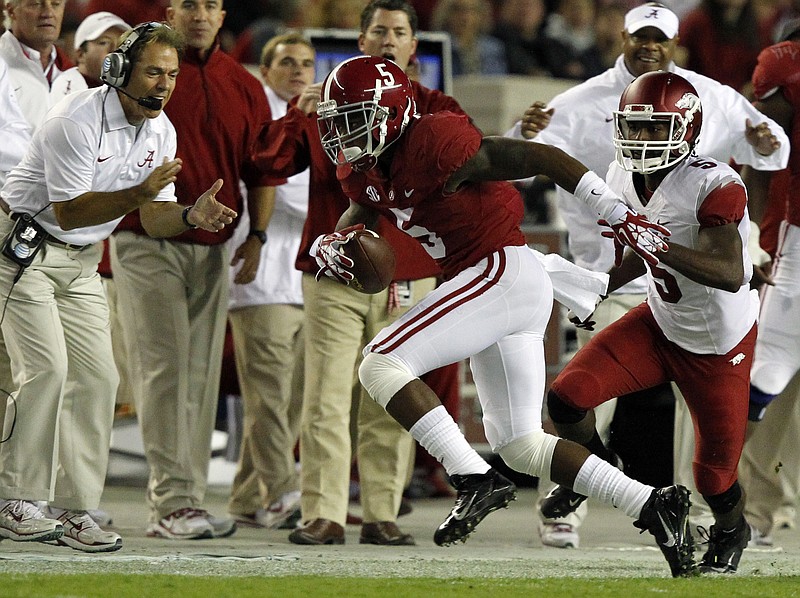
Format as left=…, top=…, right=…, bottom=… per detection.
left=540, top=485, right=587, bottom=519
left=633, top=485, right=697, bottom=577
left=698, top=516, right=750, bottom=574
left=433, top=469, right=516, bottom=546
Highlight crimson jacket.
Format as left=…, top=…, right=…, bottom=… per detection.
left=117, top=43, right=279, bottom=245
left=251, top=80, right=464, bottom=280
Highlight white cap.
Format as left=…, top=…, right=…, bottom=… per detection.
left=624, top=5, right=679, bottom=39
left=74, top=12, right=131, bottom=50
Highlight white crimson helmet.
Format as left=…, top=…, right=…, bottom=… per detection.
left=317, top=55, right=416, bottom=172
left=613, top=71, right=702, bottom=174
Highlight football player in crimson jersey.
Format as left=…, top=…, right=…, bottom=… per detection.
left=310, top=55, right=701, bottom=578
left=543, top=71, right=759, bottom=574
left=739, top=21, right=800, bottom=546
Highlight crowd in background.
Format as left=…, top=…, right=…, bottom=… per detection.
left=26, top=0, right=798, bottom=94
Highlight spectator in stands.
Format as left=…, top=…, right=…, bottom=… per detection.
left=679, top=0, right=774, bottom=93
left=493, top=0, right=551, bottom=77
left=79, top=0, right=170, bottom=27
left=430, top=0, right=508, bottom=76
left=540, top=0, right=602, bottom=80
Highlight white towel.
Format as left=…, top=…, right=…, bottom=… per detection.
left=533, top=250, right=609, bottom=321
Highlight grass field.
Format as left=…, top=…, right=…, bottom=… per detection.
left=3, top=574, right=800, bottom=597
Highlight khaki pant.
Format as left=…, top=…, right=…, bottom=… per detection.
left=300, top=274, right=435, bottom=525
left=111, top=232, right=229, bottom=521
left=0, top=211, right=116, bottom=509
left=227, top=303, right=304, bottom=515
left=740, top=372, right=800, bottom=535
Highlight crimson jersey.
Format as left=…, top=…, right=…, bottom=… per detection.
left=752, top=41, right=800, bottom=228
left=337, top=112, right=526, bottom=280
left=252, top=80, right=463, bottom=280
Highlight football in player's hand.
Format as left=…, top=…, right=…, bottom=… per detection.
left=342, top=230, right=396, bottom=294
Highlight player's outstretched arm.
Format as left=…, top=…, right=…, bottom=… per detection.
left=448, top=136, right=670, bottom=263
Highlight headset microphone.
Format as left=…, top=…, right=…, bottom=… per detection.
left=115, top=87, right=163, bottom=111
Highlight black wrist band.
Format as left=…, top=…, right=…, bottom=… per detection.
left=248, top=229, right=267, bottom=244
left=182, top=205, right=197, bottom=229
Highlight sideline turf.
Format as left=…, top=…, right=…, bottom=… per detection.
left=2, top=574, right=800, bottom=597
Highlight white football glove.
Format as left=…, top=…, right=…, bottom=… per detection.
left=310, top=223, right=368, bottom=285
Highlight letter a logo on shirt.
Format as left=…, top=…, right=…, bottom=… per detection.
left=137, top=150, right=155, bottom=168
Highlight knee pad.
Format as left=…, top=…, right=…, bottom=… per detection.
left=497, top=430, right=558, bottom=479
left=358, top=351, right=416, bottom=409
left=547, top=389, right=587, bottom=425
left=703, top=481, right=743, bottom=516
left=749, top=385, right=778, bottom=422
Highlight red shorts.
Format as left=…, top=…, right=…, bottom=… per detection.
left=551, top=303, right=757, bottom=496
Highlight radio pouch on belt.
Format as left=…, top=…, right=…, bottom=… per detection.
left=1, top=213, right=47, bottom=269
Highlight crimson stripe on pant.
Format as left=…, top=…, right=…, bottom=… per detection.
left=370, top=250, right=507, bottom=355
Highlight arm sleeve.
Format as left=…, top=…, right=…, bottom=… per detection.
left=250, top=105, right=312, bottom=179
left=41, top=115, right=97, bottom=202
left=697, top=181, right=747, bottom=228
left=0, top=59, right=31, bottom=181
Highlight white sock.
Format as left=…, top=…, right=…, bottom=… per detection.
left=573, top=454, right=653, bottom=518
left=409, top=405, right=490, bottom=476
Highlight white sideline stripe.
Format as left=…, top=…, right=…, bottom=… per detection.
left=0, top=552, right=299, bottom=563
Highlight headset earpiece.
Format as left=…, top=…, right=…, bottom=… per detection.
left=100, top=22, right=159, bottom=89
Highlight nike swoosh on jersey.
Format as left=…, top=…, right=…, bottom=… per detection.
left=404, top=189, right=415, bottom=197
left=568, top=496, right=583, bottom=507
left=97, top=156, right=113, bottom=163
left=605, top=117, right=614, bottom=122
left=657, top=511, right=677, bottom=547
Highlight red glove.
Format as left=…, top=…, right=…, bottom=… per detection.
left=599, top=206, right=670, bottom=267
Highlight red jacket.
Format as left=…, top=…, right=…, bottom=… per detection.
left=116, top=43, right=279, bottom=245
left=251, top=80, right=465, bottom=280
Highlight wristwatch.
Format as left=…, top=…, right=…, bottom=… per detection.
left=248, top=229, right=267, bottom=244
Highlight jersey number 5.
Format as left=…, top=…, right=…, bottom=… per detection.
left=647, top=263, right=682, bottom=303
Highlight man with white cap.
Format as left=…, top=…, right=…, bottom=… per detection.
left=505, top=1, right=789, bottom=550
left=49, top=11, right=130, bottom=106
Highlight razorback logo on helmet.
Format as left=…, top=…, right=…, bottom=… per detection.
left=675, top=92, right=701, bottom=117
left=613, top=71, right=703, bottom=174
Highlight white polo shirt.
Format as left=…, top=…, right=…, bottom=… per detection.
left=0, top=55, right=30, bottom=188
left=2, top=86, right=177, bottom=246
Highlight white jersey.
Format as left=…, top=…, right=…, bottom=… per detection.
left=607, top=157, right=759, bottom=355
left=2, top=86, right=177, bottom=246
left=0, top=31, right=66, bottom=131
left=506, top=55, right=790, bottom=293
left=228, top=84, right=308, bottom=309
left=0, top=55, right=30, bottom=188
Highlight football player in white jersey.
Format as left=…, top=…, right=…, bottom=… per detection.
left=506, top=2, right=786, bottom=550
left=545, top=71, right=759, bottom=575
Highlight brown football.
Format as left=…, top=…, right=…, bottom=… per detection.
left=342, top=230, right=396, bottom=294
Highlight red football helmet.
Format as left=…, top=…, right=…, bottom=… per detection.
left=613, top=71, right=702, bottom=173
left=317, top=56, right=416, bottom=172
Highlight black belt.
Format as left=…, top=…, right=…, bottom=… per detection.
left=0, top=197, right=88, bottom=251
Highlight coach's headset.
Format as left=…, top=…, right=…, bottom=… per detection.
left=101, top=22, right=168, bottom=111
